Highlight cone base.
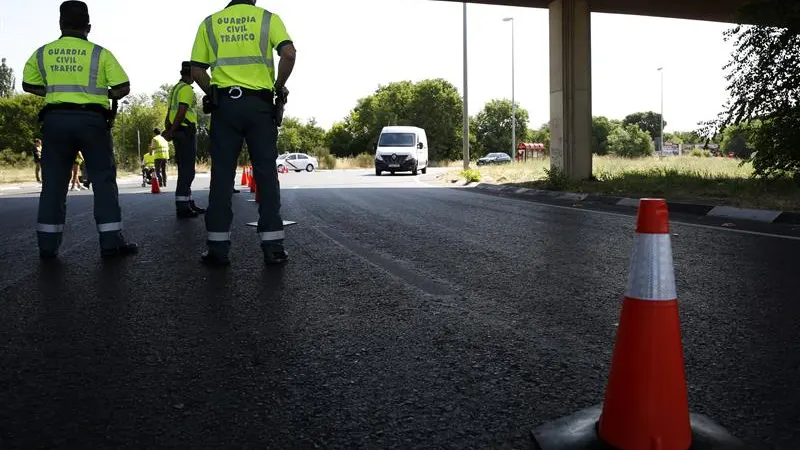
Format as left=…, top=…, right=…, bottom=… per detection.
left=531, top=405, right=748, bottom=450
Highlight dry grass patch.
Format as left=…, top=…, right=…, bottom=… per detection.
left=439, top=155, right=800, bottom=212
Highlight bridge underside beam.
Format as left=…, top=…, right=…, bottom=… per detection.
left=549, top=0, right=592, bottom=180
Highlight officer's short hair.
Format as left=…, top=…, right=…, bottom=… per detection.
left=60, top=1, right=90, bottom=30
left=181, top=61, right=191, bottom=77
left=153, top=128, right=161, bottom=135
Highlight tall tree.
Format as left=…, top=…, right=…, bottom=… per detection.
left=622, top=111, right=665, bottom=141
left=0, top=94, right=46, bottom=152
left=331, top=79, right=465, bottom=161
left=0, top=58, right=15, bottom=98
left=702, top=0, right=800, bottom=179
left=607, top=124, right=654, bottom=158
left=473, top=99, right=529, bottom=157
left=591, top=116, right=620, bottom=155
left=407, top=78, right=463, bottom=161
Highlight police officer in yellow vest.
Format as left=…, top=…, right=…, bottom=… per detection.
left=162, top=61, right=205, bottom=218
left=190, top=0, right=296, bottom=266
left=150, top=128, right=170, bottom=187
left=142, top=148, right=156, bottom=186
left=21, top=0, right=137, bottom=259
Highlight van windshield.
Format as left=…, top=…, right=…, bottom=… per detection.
left=378, top=132, right=416, bottom=147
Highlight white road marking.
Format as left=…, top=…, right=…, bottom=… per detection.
left=472, top=190, right=800, bottom=242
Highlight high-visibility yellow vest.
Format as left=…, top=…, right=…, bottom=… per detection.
left=190, top=3, right=293, bottom=91
left=142, top=153, right=156, bottom=167
left=74, top=152, right=84, bottom=165
left=22, top=36, right=128, bottom=109
left=152, top=135, right=170, bottom=159
left=168, top=81, right=198, bottom=126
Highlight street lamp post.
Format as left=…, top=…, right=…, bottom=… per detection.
left=657, top=67, right=664, bottom=154
left=503, top=17, right=516, bottom=162
left=121, top=100, right=130, bottom=162
left=462, top=3, right=470, bottom=170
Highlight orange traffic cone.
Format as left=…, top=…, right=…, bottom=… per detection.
left=240, top=166, right=248, bottom=186
left=249, top=172, right=256, bottom=193
left=597, top=198, right=690, bottom=449
left=530, top=198, right=746, bottom=449
left=151, top=172, right=160, bottom=194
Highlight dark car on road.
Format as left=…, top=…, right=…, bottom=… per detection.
left=476, top=152, right=512, bottom=166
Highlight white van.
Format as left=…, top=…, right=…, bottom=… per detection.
left=374, top=126, right=429, bottom=176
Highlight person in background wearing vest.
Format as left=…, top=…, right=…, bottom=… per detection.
left=190, top=0, right=296, bottom=267
left=150, top=128, right=170, bottom=187
left=21, top=0, right=138, bottom=260
left=141, top=148, right=156, bottom=187
left=33, top=138, right=43, bottom=183
left=70, top=151, right=87, bottom=191
left=162, top=61, right=206, bottom=218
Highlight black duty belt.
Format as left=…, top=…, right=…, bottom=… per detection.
left=220, top=86, right=274, bottom=102
left=41, top=102, right=109, bottom=115
left=38, top=102, right=113, bottom=125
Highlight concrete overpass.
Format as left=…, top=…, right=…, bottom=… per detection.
left=441, top=0, right=754, bottom=179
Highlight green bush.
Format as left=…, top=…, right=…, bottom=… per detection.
left=607, top=124, right=655, bottom=158
left=321, top=154, right=336, bottom=169
left=460, top=169, right=481, bottom=182
left=689, top=149, right=712, bottom=158
left=0, top=149, right=31, bottom=167
left=354, top=152, right=374, bottom=168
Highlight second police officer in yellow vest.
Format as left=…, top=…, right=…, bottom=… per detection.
left=190, top=0, right=297, bottom=266
left=21, top=0, right=137, bottom=259
left=163, top=61, right=206, bottom=218
left=150, top=128, right=170, bottom=188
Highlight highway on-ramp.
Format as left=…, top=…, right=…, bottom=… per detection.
left=0, top=168, right=798, bottom=449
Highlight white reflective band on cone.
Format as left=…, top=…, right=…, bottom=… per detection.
left=259, top=230, right=285, bottom=241
left=208, top=232, right=231, bottom=241
left=625, top=233, right=677, bottom=301
left=175, top=196, right=192, bottom=202
left=97, top=222, right=123, bottom=232
left=37, top=223, right=64, bottom=233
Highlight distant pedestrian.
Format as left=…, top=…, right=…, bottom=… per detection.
left=151, top=128, right=170, bottom=187
left=32, top=138, right=42, bottom=183
left=70, top=151, right=87, bottom=191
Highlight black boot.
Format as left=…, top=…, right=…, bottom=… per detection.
left=101, top=242, right=139, bottom=259
left=262, top=244, right=289, bottom=265
left=177, top=208, right=199, bottom=219
left=201, top=250, right=231, bottom=267
left=190, top=201, right=206, bottom=214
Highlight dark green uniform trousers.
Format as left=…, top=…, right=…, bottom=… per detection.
left=206, top=94, right=283, bottom=255
left=173, top=125, right=197, bottom=211
left=37, top=110, right=126, bottom=253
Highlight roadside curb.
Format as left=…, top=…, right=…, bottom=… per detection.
left=465, top=182, right=800, bottom=225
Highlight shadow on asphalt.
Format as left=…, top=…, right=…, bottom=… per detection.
left=0, top=185, right=798, bottom=449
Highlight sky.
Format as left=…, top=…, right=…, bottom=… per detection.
left=0, top=0, right=736, bottom=133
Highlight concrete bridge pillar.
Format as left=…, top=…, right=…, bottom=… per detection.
left=549, top=0, right=593, bottom=180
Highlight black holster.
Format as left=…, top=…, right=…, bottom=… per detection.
left=202, top=86, right=220, bottom=114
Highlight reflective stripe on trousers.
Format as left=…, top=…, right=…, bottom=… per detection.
left=37, top=223, right=64, bottom=233
left=208, top=232, right=232, bottom=241
left=176, top=196, right=192, bottom=202
left=37, top=44, right=107, bottom=95
left=259, top=230, right=284, bottom=242
left=204, top=10, right=275, bottom=69
left=97, top=222, right=123, bottom=233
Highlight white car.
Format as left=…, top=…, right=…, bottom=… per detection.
left=276, top=153, right=318, bottom=172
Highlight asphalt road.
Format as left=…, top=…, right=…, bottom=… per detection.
left=0, top=168, right=798, bottom=449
